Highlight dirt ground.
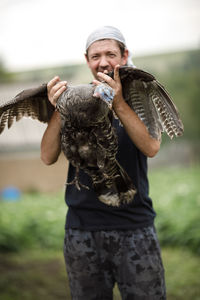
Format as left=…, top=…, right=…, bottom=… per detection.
left=0, top=152, right=68, bottom=193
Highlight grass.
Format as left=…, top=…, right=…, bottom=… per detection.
left=149, top=165, right=200, bottom=254
left=0, top=165, right=200, bottom=299
left=0, top=247, right=200, bottom=300
left=0, top=250, right=69, bottom=300
left=162, top=248, right=200, bottom=299
left=0, top=191, right=66, bottom=252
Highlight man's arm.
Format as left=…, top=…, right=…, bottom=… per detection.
left=94, top=65, right=160, bottom=158
left=41, top=111, right=62, bottom=165
left=112, top=98, right=160, bottom=158
left=40, top=76, right=67, bottom=165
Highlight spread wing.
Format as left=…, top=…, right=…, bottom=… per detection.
left=109, top=66, right=184, bottom=140
left=0, top=84, right=54, bottom=134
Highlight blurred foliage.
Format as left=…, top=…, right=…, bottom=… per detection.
left=149, top=165, right=200, bottom=255
left=0, top=165, right=199, bottom=254
left=161, top=247, right=200, bottom=299
left=134, top=49, right=200, bottom=142
left=0, top=191, right=66, bottom=252
left=0, top=62, right=92, bottom=84
left=0, top=60, right=14, bottom=82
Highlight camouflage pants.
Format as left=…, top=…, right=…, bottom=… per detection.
left=63, top=226, right=166, bottom=300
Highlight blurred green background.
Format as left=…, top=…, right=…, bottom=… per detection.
left=0, top=49, right=200, bottom=299
left=0, top=166, right=199, bottom=300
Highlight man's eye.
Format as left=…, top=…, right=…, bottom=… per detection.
left=108, top=54, right=115, bottom=58
left=91, top=55, right=99, bottom=60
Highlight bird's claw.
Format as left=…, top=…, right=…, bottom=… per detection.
left=66, top=177, right=89, bottom=190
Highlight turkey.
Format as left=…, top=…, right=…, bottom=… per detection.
left=0, top=66, right=184, bottom=206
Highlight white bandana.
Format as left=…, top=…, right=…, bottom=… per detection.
left=85, top=26, right=134, bottom=66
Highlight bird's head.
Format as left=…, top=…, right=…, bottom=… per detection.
left=93, top=83, right=115, bottom=109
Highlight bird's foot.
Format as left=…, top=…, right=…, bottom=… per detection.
left=66, top=178, right=89, bottom=191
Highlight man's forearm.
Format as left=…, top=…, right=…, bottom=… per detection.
left=113, top=100, right=160, bottom=158
left=41, top=111, right=61, bottom=165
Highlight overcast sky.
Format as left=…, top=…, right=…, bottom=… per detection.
left=0, top=0, right=199, bottom=71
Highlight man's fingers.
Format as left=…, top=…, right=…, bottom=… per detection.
left=47, top=76, right=60, bottom=91
left=97, top=72, right=114, bottom=85
left=92, top=79, right=101, bottom=86
left=114, top=64, right=120, bottom=81
left=97, top=65, right=120, bottom=86
left=47, top=76, right=67, bottom=94
left=51, top=81, right=67, bottom=94
left=52, top=86, right=67, bottom=104
left=47, top=76, right=67, bottom=107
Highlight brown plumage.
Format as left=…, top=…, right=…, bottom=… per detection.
left=0, top=66, right=184, bottom=206
left=109, top=67, right=184, bottom=140
left=0, top=84, right=53, bottom=134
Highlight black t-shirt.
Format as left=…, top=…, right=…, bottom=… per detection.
left=64, top=118, right=156, bottom=230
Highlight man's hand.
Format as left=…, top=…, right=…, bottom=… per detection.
left=47, top=76, right=67, bottom=107
left=93, top=65, right=124, bottom=110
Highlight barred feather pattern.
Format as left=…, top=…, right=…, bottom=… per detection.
left=0, top=99, right=39, bottom=133
left=59, top=88, right=136, bottom=207
left=0, top=84, right=53, bottom=134
left=150, top=82, right=183, bottom=139
left=123, top=80, right=163, bottom=140
left=112, top=66, right=184, bottom=140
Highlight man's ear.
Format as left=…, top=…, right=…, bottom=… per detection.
left=84, top=53, right=90, bottom=65
left=122, top=49, right=129, bottom=65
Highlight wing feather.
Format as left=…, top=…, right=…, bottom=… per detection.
left=147, top=81, right=184, bottom=139
left=123, top=79, right=163, bottom=140
left=0, top=84, right=54, bottom=134
left=109, top=66, right=184, bottom=140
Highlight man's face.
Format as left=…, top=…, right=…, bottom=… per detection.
left=85, top=39, right=128, bottom=80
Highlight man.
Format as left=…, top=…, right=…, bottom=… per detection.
left=41, top=26, right=166, bottom=300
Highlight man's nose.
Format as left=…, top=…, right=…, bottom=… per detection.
left=99, top=56, right=109, bottom=67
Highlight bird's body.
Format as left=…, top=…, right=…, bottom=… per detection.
left=57, top=84, right=136, bottom=206
left=0, top=66, right=184, bottom=206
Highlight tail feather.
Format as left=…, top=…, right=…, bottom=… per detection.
left=93, top=161, right=136, bottom=207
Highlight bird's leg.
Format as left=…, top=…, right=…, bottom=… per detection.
left=95, top=144, right=111, bottom=180
left=66, top=167, right=89, bottom=190
left=91, top=130, right=113, bottom=180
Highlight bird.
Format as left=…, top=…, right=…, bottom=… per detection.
left=0, top=66, right=184, bottom=206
